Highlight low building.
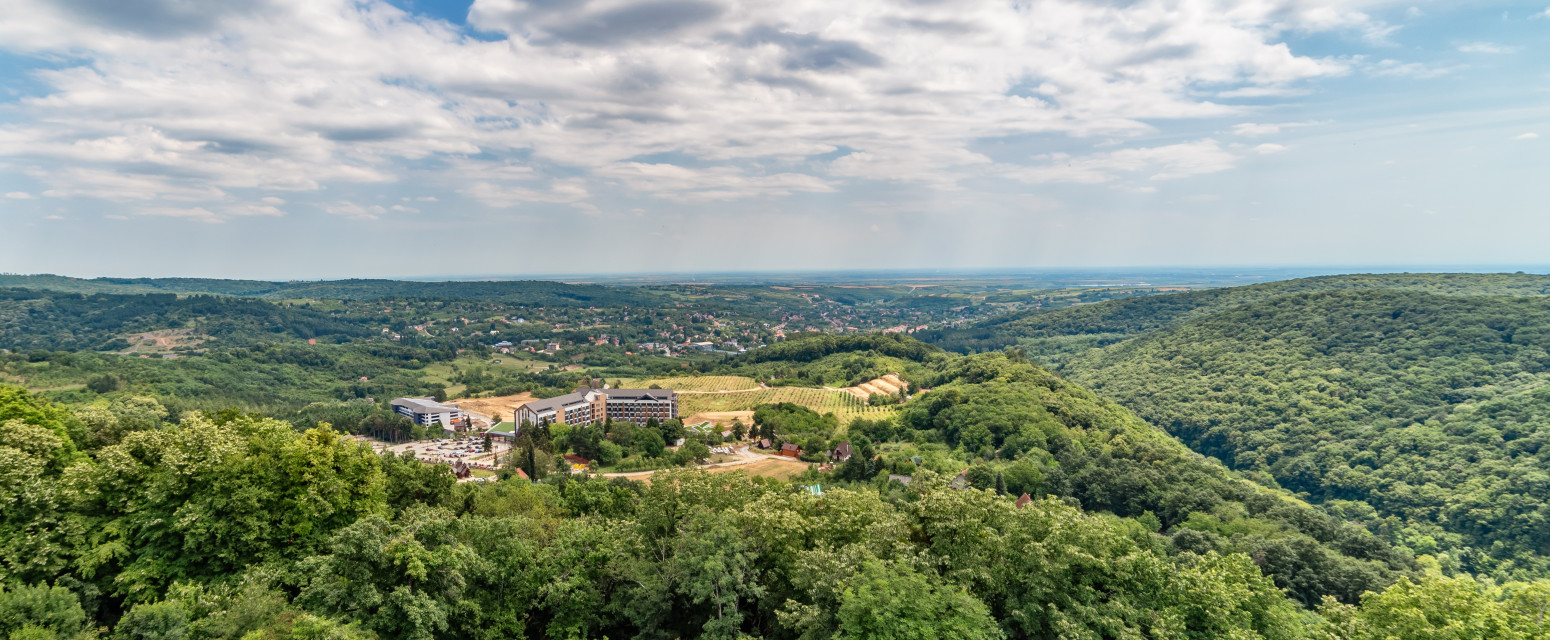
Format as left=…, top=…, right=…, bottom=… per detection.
left=391, top=397, right=469, bottom=431
left=829, top=442, right=853, bottom=461
left=514, top=388, right=677, bottom=427
left=780, top=443, right=801, bottom=458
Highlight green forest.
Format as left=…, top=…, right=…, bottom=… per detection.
left=3, top=274, right=1550, bottom=638
left=931, top=273, right=1550, bottom=582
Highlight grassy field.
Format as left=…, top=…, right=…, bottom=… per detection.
left=678, top=386, right=898, bottom=425
left=640, top=375, right=761, bottom=391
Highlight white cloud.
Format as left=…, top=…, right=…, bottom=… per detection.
left=1233, top=123, right=1282, bottom=137
left=1516, top=132, right=1540, bottom=140
left=1253, top=143, right=1289, bottom=154
left=227, top=203, right=285, bottom=217
left=1005, top=139, right=1241, bottom=184
left=4, top=192, right=34, bottom=199
left=324, top=201, right=387, bottom=220
left=0, top=0, right=1388, bottom=210
left=1367, top=59, right=1461, bottom=79
left=137, top=206, right=222, bottom=223
left=1457, top=42, right=1518, bottom=54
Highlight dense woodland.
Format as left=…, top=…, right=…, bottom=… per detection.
left=1059, top=289, right=1550, bottom=581
left=3, top=274, right=1550, bottom=638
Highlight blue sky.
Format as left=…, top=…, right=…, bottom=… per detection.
left=0, top=0, right=1546, bottom=279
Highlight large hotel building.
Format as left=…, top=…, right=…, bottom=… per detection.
left=514, top=388, right=678, bottom=427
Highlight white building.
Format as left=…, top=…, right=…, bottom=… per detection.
left=391, top=397, right=469, bottom=431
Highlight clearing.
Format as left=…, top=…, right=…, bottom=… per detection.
left=452, top=392, right=536, bottom=424
left=604, top=449, right=808, bottom=484
left=842, top=373, right=908, bottom=400
left=683, top=410, right=755, bottom=426
left=119, top=329, right=205, bottom=354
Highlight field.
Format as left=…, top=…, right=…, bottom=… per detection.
left=677, top=386, right=897, bottom=425
left=608, top=457, right=809, bottom=485
left=842, top=373, right=907, bottom=400
left=451, top=392, right=536, bottom=423
left=639, top=375, right=761, bottom=391
left=704, top=458, right=808, bottom=481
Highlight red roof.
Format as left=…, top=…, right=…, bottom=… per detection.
left=563, top=454, right=590, bottom=464
left=1015, top=493, right=1032, bottom=509
left=515, top=468, right=530, bottom=480
left=781, top=443, right=800, bottom=452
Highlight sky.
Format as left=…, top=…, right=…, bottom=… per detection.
left=0, top=0, right=1546, bottom=279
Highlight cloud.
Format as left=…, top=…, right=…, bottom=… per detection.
left=1457, top=42, right=1518, bottom=54
left=0, top=0, right=1388, bottom=211
left=137, top=206, right=222, bottom=223
left=324, top=201, right=387, bottom=220
left=1232, top=123, right=1283, bottom=137
left=1004, top=139, right=1241, bottom=184
left=4, top=192, right=35, bottom=199
left=227, top=203, right=285, bottom=216
left=1516, top=133, right=1540, bottom=140
left=1252, top=143, right=1288, bottom=154
left=1366, top=59, right=1461, bottom=79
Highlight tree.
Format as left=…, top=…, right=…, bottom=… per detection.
left=113, top=601, right=189, bottom=640
left=835, top=560, right=1003, bottom=640
left=634, top=429, right=666, bottom=458
left=0, top=583, right=89, bottom=640
left=86, top=374, right=120, bottom=394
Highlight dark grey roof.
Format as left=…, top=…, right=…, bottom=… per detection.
left=603, top=388, right=676, bottom=401
left=520, top=391, right=591, bottom=413
left=392, top=397, right=459, bottom=413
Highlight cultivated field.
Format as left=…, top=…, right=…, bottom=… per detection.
left=639, top=375, right=761, bottom=391
left=842, top=373, right=907, bottom=400
left=678, top=386, right=897, bottom=425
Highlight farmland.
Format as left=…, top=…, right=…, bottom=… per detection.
left=676, top=385, right=897, bottom=425
left=639, top=375, right=761, bottom=391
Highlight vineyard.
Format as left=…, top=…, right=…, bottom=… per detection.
left=639, top=375, right=762, bottom=391
left=677, top=386, right=897, bottom=425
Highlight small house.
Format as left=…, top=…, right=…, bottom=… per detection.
left=829, top=442, right=852, bottom=462
left=1016, top=493, right=1032, bottom=509
left=780, top=443, right=801, bottom=458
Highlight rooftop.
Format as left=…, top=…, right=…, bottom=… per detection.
left=391, top=397, right=460, bottom=414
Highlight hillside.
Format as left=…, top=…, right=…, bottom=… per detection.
left=923, top=273, right=1550, bottom=362
left=1061, top=289, right=1550, bottom=580
left=928, top=273, right=1550, bottom=582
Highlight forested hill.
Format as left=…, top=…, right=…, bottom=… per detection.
left=0, top=289, right=376, bottom=351
left=955, top=275, right=1550, bottom=583
left=0, top=274, right=664, bottom=305
left=1, top=345, right=1448, bottom=640
left=923, top=272, right=1550, bottom=357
